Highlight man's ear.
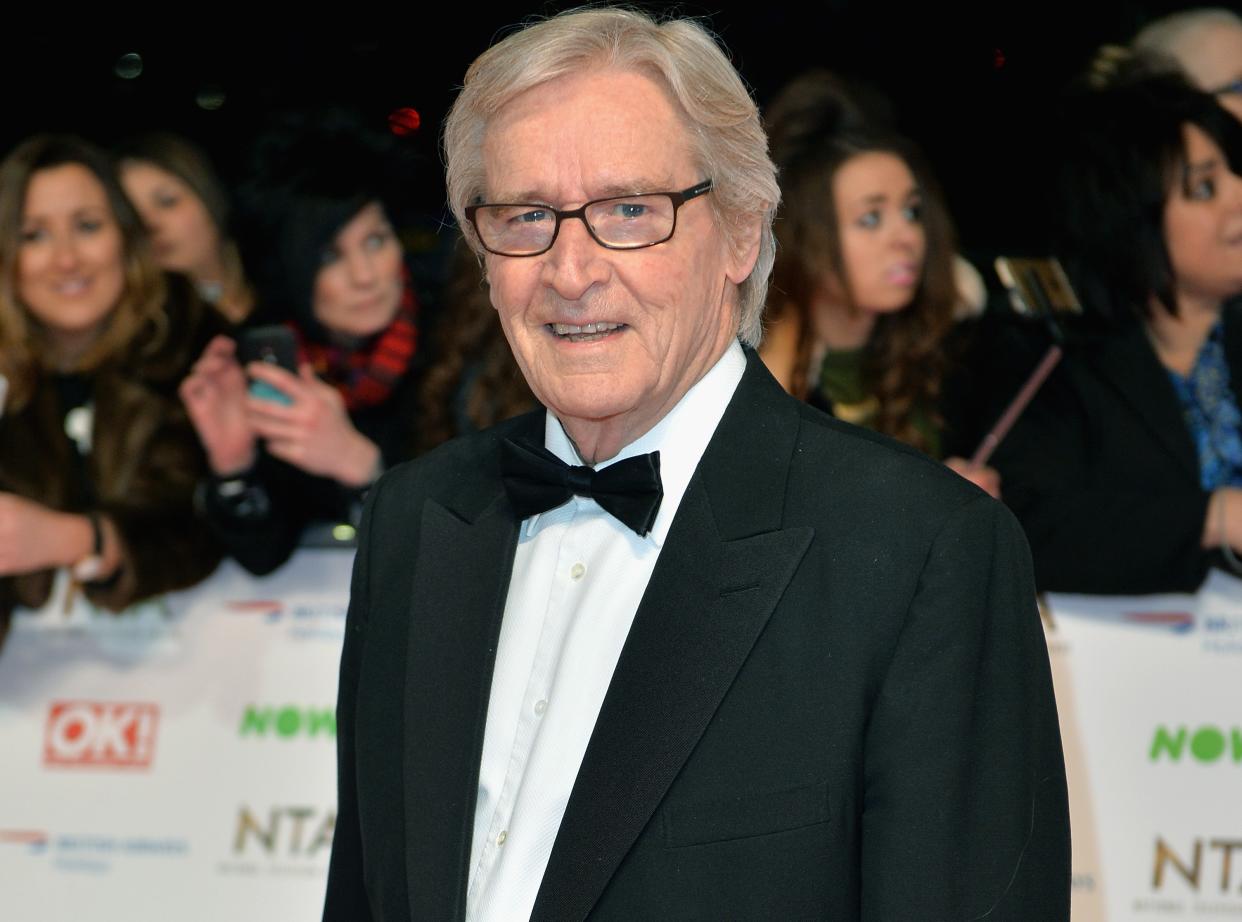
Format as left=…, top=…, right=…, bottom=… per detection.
left=726, top=212, right=765, bottom=285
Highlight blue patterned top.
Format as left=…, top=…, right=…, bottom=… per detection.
left=1168, top=321, right=1242, bottom=489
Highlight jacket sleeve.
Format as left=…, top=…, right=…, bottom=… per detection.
left=993, top=363, right=1212, bottom=594
left=860, top=495, right=1070, bottom=920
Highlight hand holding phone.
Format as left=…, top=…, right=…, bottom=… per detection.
left=237, top=326, right=299, bottom=406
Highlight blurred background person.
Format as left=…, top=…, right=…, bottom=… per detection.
left=1134, top=8, right=1242, bottom=121
left=760, top=71, right=998, bottom=496
left=118, top=132, right=253, bottom=324
left=993, top=60, right=1242, bottom=594
left=415, top=236, right=536, bottom=453
left=181, top=110, right=425, bottom=575
left=0, top=135, right=221, bottom=646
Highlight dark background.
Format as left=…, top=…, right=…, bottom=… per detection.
left=3, top=2, right=1210, bottom=256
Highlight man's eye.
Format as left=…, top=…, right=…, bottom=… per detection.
left=612, top=202, right=648, bottom=219
left=511, top=209, right=550, bottom=225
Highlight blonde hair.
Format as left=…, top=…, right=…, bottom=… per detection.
left=0, top=135, right=167, bottom=410
left=443, top=7, right=778, bottom=345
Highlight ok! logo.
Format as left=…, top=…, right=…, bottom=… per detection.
left=43, top=701, right=159, bottom=769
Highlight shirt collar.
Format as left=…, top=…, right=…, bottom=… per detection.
left=525, top=340, right=747, bottom=545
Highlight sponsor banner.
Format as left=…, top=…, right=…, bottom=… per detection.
left=1047, top=568, right=1242, bottom=920
left=43, top=701, right=159, bottom=769
left=0, top=551, right=351, bottom=921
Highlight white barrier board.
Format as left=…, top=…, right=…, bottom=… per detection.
left=1048, top=569, right=1242, bottom=921
left=0, top=551, right=352, bottom=922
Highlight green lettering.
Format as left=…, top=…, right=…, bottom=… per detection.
left=1192, top=726, right=1226, bottom=762
left=1150, top=726, right=1186, bottom=762
left=306, top=709, right=336, bottom=738
left=238, top=707, right=271, bottom=737
left=276, top=707, right=301, bottom=737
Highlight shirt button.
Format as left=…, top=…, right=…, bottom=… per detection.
left=496, top=830, right=507, bottom=846
left=570, top=562, right=586, bottom=580
left=534, top=699, right=548, bottom=716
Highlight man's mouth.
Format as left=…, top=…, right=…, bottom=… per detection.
left=548, top=321, right=626, bottom=342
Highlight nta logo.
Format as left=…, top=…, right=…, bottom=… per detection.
left=1153, top=837, right=1242, bottom=893
left=43, top=701, right=158, bottom=768
left=1150, top=725, right=1242, bottom=764
left=238, top=706, right=335, bottom=739
left=233, top=806, right=334, bottom=856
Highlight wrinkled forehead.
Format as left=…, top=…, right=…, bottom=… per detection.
left=480, top=67, right=700, bottom=203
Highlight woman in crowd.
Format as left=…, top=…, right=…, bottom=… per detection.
left=760, top=71, right=997, bottom=494
left=118, top=132, right=253, bottom=324
left=0, top=135, right=221, bottom=644
left=416, top=235, right=536, bottom=453
left=181, top=111, right=424, bottom=575
left=993, top=62, right=1242, bottom=594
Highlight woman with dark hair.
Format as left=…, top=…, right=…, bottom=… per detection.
left=993, top=61, right=1242, bottom=593
left=181, top=111, right=424, bottom=575
left=761, top=71, right=996, bottom=493
left=118, top=132, right=253, bottom=323
left=0, top=135, right=220, bottom=645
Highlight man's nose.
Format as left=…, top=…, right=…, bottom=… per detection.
left=540, top=214, right=608, bottom=300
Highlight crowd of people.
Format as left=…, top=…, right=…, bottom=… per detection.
left=0, top=6, right=1240, bottom=647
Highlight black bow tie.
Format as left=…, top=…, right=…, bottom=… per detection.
left=500, top=437, right=663, bottom=537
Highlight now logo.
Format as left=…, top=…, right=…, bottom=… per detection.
left=43, top=701, right=159, bottom=769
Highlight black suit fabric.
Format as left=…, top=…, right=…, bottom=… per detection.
left=324, top=350, right=1069, bottom=922
left=993, top=305, right=1242, bottom=594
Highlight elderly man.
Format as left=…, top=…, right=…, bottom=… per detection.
left=323, top=9, right=1069, bottom=921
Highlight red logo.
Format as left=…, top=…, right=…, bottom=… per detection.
left=43, top=701, right=159, bottom=769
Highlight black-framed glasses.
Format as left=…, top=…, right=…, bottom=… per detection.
left=464, top=179, right=713, bottom=257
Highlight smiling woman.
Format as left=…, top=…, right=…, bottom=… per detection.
left=0, top=135, right=221, bottom=646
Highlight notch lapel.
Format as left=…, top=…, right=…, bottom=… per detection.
left=531, top=355, right=814, bottom=922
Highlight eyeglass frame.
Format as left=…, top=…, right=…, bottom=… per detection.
left=463, top=179, right=714, bottom=257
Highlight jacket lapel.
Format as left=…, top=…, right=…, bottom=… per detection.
left=1094, top=323, right=1199, bottom=481
left=531, top=354, right=814, bottom=922
left=401, top=426, right=529, bottom=922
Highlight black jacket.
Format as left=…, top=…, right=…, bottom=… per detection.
left=324, top=350, right=1069, bottom=921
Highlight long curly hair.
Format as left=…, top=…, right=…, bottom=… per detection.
left=0, top=135, right=168, bottom=412
left=765, top=72, right=958, bottom=454
left=417, top=237, right=536, bottom=451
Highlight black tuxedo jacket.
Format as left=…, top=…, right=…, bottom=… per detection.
left=994, top=304, right=1242, bottom=594
left=324, top=351, right=1069, bottom=921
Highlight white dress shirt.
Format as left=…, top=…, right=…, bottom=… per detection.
left=464, top=341, right=746, bottom=922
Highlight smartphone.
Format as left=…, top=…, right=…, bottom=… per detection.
left=993, top=257, right=1082, bottom=318
left=237, top=326, right=298, bottom=406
